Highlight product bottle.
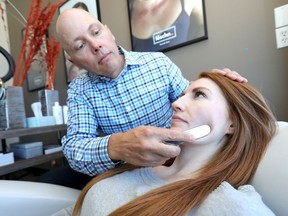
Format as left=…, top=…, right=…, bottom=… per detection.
left=62, top=105, right=68, bottom=124
left=52, top=102, right=63, bottom=125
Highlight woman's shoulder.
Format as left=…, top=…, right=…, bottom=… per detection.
left=194, top=181, right=275, bottom=216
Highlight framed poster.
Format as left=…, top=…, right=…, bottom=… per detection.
left=127, top=0, right=208, bottom=52
left=59, top=0, right=101, bottom=83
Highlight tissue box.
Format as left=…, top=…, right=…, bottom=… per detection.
left=10, top=141, right=43, bottom=159
left=26, top=116, right=56, bottom=127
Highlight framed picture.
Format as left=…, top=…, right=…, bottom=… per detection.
left=59, top=0, right=101, bottom=83
left=127, top=0, right=208, bottom=52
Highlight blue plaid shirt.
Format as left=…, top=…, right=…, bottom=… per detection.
left=61, top=47, right=189, bottom=176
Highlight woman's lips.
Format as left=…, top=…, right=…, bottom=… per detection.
left=172, top=115, right=187, bottom=124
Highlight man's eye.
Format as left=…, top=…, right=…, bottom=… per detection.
left=78, top=43, right=85, bottom=50
left=93, top=30, right=100, bottom=36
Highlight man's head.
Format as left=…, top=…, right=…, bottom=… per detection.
left=56, top=8, right=124, bottom=78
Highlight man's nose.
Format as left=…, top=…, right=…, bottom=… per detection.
left=89, top=40, right=101, bottom=54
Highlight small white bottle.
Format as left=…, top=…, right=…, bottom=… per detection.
left=52, top=102, right=63, bottom=125
left=62, top=105, right=68, bottom=124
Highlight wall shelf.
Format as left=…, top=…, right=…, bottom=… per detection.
left=0, top=124, right=67, bottom=176
left=0, top=124, right=67, bottom=139
left=0, top=151, right=64, bottom=176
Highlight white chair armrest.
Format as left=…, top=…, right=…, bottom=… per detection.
left=0, top=180, right=80, bottom=216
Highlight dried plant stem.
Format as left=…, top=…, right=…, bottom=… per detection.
left=45, top=36, right=60, bottom=90
left=13, top=0, right=64, bottom=87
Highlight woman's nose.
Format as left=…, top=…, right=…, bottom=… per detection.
left=172, top=98, right=185, bottom=112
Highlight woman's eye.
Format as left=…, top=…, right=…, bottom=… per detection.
left=194, top=91, right=206, bottom=98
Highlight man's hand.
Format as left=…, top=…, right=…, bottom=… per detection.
left=212, top=68, right=248, bottom=83
left=108, top=126, right=193, bottom=167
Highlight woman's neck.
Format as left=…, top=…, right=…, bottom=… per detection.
left=153, top=140, right=224, bottom=182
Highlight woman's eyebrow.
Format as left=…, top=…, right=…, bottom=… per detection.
left=192, top=86, right=212, bottom=94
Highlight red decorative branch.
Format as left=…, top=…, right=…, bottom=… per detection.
left=13, top=0, right=64, bottom=87
left=45, top=36, right=60, bottom=90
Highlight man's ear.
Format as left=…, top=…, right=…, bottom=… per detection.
left=66, top=54, right=83, bottom=69
left=67, top=58, right=74, bottom=63
left=66, top=53, right=80, bottom=67
left=65, top=52, right=73, bottom=63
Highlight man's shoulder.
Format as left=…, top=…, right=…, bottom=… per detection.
left=69, top=74, right=93, bottom=90
left=125, top=50, right=169, bottom=66
left=130, top=50, right=166, bottom=59
left=120, top=46, right=169, bottom=65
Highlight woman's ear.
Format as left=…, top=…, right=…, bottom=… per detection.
left=227, top=124, right=235, bottom=135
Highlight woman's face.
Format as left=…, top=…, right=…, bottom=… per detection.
left=171, top=78, right=233, bottom=143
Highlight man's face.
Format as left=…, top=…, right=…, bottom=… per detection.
left=57, top=9, right=123, bottom=78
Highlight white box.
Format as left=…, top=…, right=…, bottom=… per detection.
left=43, top=144, right=62, bottom=155
left=0, top=152, right=14, bottom=166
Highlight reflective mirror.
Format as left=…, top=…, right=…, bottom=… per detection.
left=0, top=46, right=15, bottom=82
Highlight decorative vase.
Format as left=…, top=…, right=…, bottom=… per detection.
left=0, top=86, right=26, bottom=130
left=38, top=89, right=59, bottom=116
